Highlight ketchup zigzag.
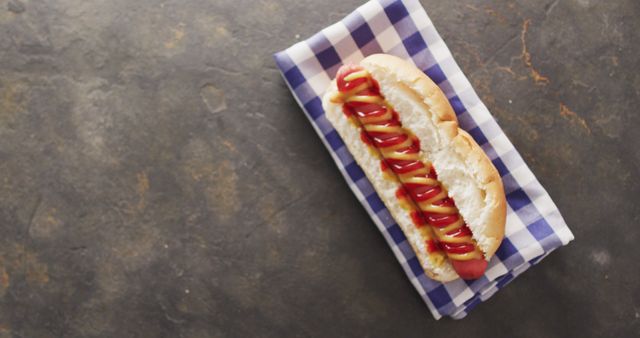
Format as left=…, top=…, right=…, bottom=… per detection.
left=331, top=65, right=483, bottom=263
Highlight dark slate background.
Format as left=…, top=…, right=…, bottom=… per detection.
left=0, top=0, right=638, bottom=337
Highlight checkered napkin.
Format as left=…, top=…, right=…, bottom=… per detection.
left=273, top=0, right=574, bottom=319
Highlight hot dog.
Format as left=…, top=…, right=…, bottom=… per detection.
left=322, top=54, right=506, bottom=281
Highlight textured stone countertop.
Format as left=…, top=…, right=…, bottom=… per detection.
left=0, top=0, right=638, bottom=337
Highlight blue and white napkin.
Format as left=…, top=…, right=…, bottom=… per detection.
left=273, top=0, right=574, bottom=319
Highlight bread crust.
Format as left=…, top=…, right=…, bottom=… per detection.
left=322, top=54, right=506, bottom=280
left=361, top=54, right=506, bottom=259
left=454, top=130, right=506, bottom=257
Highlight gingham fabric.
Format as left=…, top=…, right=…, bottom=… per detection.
left=273, top=0, right=574, bottom=319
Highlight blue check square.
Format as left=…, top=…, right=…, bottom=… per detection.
left=316, top=47, right=342, bottom=70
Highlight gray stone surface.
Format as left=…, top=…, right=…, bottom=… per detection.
left=0, top=0, right=638, bottom=336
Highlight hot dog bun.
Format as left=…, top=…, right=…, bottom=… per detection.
left=322, top=54, right=506, bottom=282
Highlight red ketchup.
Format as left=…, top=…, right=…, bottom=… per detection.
left=336, top=65, right=487, bottom=280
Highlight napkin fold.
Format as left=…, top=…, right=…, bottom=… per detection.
left=274, top=0, right=574, bottom=319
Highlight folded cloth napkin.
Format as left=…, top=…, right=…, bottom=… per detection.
left=273, top=0, right=574, bottom=319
